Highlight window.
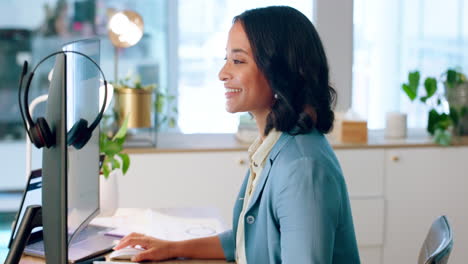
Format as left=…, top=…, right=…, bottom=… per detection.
left=353, top=0, right=468, bottom=129
left=177, top=0, right=314, bottom=133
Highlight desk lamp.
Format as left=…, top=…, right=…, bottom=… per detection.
left=107, top=10, right=144, bottom=82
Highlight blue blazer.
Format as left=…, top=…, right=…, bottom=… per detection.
left=218, top=130, right=360, bottom=263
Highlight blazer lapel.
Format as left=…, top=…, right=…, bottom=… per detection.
left=246, top=133, right=293, bottom=212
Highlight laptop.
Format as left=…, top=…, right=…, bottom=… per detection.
left=8, top=166, right=117, bottom=263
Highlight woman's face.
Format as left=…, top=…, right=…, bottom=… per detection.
left=218, top=22, right=273, bottom=118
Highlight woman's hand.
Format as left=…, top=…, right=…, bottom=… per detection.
left=113, top=232, right=176, bottom=262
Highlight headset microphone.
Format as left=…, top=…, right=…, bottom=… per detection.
left=18, top=51, right=108, bottom=149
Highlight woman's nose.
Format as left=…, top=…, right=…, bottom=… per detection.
left=218, top=63, right=230, bottom=82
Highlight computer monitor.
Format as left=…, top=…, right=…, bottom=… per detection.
left=42, top=38, right=101, bottom=263
left=63, top=39, right=101, bottom=239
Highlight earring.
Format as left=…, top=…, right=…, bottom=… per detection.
left=274, top=93, right=278, bottom=99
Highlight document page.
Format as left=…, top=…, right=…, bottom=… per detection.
left=91, top=208, right=226, bottom=241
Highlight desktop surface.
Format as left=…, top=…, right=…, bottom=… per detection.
left=20, top=254, right=229, bottom=264
left=20, top=207, right=231, bottom=264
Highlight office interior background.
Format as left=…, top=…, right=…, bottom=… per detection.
left=1, top=0, right=467, bottom=263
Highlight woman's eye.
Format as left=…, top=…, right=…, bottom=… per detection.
left=233, top=59, right=243, bottom=64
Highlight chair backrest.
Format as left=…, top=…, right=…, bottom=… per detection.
left=418, top=215, right=453, bottom=264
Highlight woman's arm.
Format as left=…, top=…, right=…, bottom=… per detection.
left=276, top=158, right=341, bottom=263
left=174, top=235, right=226, bottom=259
left=113, top=232, right=226, bottom=262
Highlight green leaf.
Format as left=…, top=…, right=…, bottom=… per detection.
left=461, top=106, right=468, bottom=117
left=113, top=115, right=129, bottom=140
left=427, top=109, right=440, bottom=135
left=110, top=156, right=121, bottom=169
left=402, top=84, right=417, bottom=101
left=433, top=128, right=452, bottom=146
left=156, top=95, right=164, bottom=113
left=114, top=136, right=126, bottom=146
left=449, top=107, right=459, bottom=126
left=169, top=117, right=176, bottom=128
left=101, top=141, right=123, bottom=156
left=118, top=153, right=130, bottom=174
left=99, top=133, right=108, bottom=150
left=102, top=161, right=110, bottom=179
left=402, top=71, right=420, bottom=101
left=409, top=71, right=420, bottom=88
left=423, top=77, right=437, bottom=99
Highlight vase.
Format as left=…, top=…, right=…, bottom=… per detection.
left=446, top=83, right=468, bottom=135
left=115, top=87, right=153, bottom=128
left=99, top=169, right=120, bottom=216
left=384, top=112, right=407, bottom=139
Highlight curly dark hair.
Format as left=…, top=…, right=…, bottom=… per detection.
left=233, top=6, right=336, bottom=135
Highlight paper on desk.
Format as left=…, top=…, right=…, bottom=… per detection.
left=94, top=208, right=225, bottom=241
left=146, top=210, right=225, bottom=241
left=90, top=208, right=152, bottom=238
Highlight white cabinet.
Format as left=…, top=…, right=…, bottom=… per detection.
left=116, top=146, right=468, bottom=264
left=336, top=149, right=385, bottom=263
left=335, top=149, right=385, bottom=197
left=336, top=146, right=468, bottom=264
left=384, top=147, right=468, bottom=264
left=117, top=151, right=249, bottom=225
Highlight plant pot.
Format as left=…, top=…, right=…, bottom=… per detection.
left=99, top=170, right=120, bottom=216
left=115, top=87, right=153, bottom=128
left=446, top=83, right=468, bottom=135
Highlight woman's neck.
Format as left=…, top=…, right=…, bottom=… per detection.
left=252, top=110, right=270, bottom=140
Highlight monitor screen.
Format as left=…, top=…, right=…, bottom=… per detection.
left=62, top=39, right=101, bottom=240
left=42, top=51, right=68, bottom=263
left=41, top=38, right=102, bottom=263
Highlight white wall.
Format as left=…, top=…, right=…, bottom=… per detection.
left=315, top=0, right=354, bottom=111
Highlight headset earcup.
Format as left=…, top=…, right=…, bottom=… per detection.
left=67, top=119, right=91, bottom=149
left=32, top=118, right=54, bottom=148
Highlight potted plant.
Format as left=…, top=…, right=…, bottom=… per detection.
left=401, top=68, right=468, bottom=145
left=113, top=75, right=156, bottom=129
left=113, top=74, right=177, bottom=131
left=100, top=115, right=130, bottom=178
left=98, top=115, right=129, bottom=215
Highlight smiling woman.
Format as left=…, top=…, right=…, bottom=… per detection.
left=112, top=6, right=360, bottom=264
left=219, top=22, right=273, bottom=123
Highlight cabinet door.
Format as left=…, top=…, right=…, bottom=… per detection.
left=336, top=149, right=385, bottom=264
left=116, top=151, right=249, bottom=224
left=384, top=147, right=468, bottom=264
left=335, top=149, right=385, bottom=197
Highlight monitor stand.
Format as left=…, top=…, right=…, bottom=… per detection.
left=5, top=205, right=42, bottom=264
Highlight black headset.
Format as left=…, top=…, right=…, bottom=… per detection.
left=18, top=50, right=108, bottom=150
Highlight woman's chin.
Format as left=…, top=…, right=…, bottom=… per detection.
left=225, top=105, right=240, bottom=113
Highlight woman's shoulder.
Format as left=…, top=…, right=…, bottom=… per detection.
left=278, top=129, right=335, bottom=161
left=272, top=130, right=342, bottom=180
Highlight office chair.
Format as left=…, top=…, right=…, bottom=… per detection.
left=418, top=215, right=453, bottom=264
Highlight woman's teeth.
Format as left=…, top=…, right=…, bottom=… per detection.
left=226, top=88, right=242, bottom=93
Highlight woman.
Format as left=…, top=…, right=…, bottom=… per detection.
left=114, top=6, right=360, bottom=263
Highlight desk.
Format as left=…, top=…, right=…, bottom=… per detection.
left=19, top=208, right=231, bottom=264
left=20, top=255, right=229, bottom=264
